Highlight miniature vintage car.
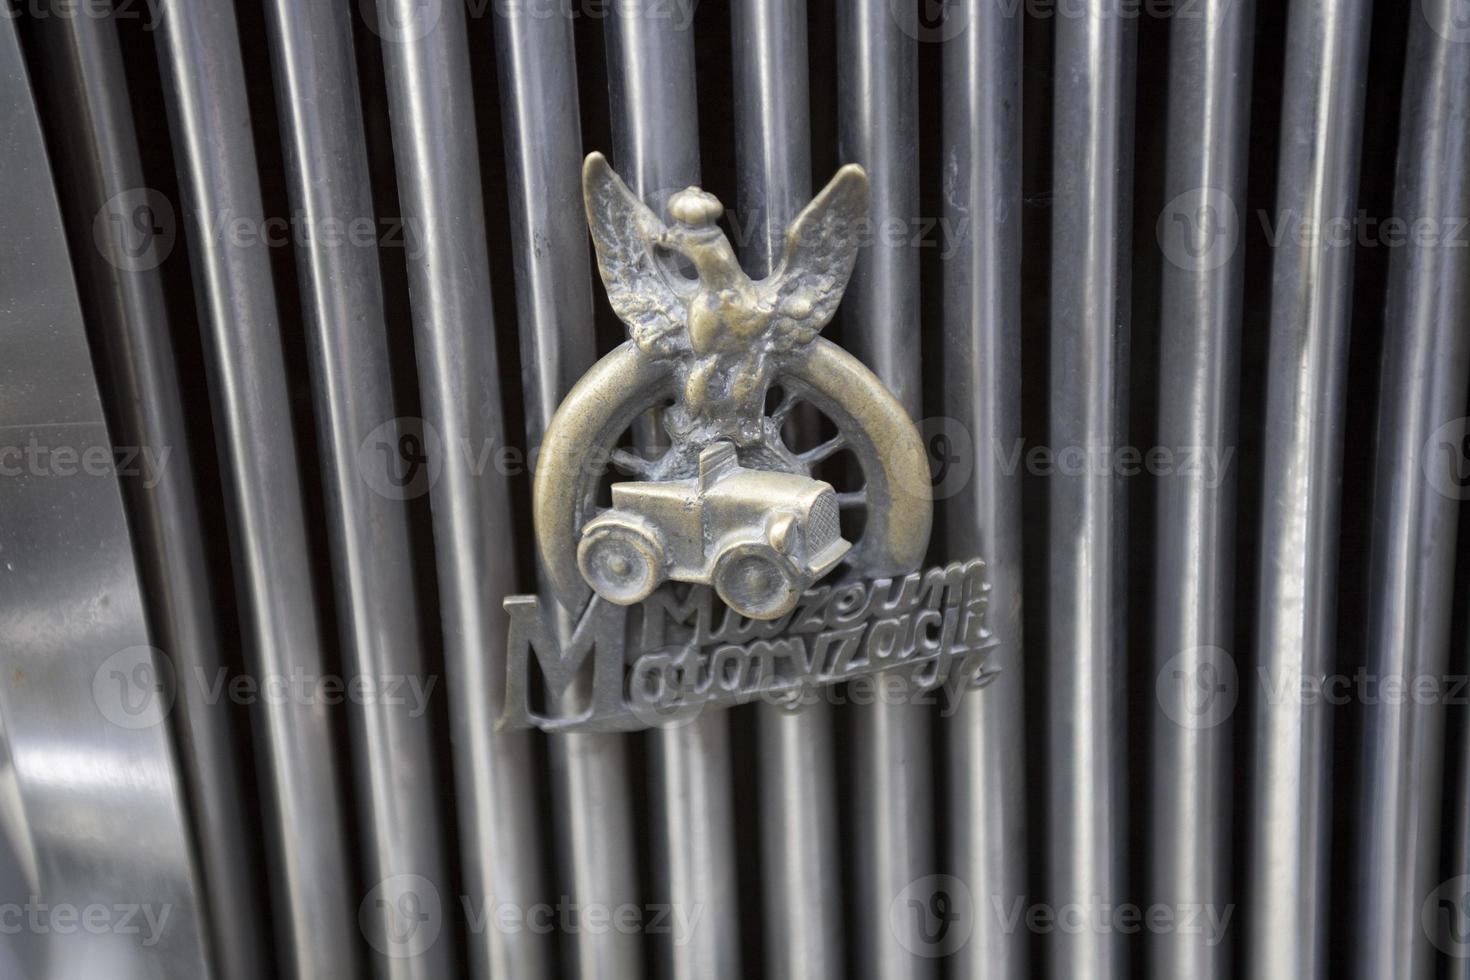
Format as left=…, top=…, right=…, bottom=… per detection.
left=576, top=442, right=850, bottom=619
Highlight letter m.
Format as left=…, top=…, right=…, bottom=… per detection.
left=499, top=595, right=627, bottom=730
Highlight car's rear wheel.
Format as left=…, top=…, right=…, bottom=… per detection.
left=577, top=518, right=665, bottom=606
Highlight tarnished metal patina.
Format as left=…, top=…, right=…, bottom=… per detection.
left=498, top=153, right=996, bottom=733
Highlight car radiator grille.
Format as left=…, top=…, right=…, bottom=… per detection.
left=807, top=490, right=841, bottom=554
left=1, top=1, right=1469, bottom=979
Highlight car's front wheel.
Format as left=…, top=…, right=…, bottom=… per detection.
left=713, top=543, right=803, bottom=620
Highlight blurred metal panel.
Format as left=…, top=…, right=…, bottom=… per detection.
left=939, top=2, right=1028, bottom=978
left=1147, top=2, right=1253, bottom=979
left=24, top=5, right=267, bottom=977
left=152, top=1, right=360, bottom=975
left=1046, top=3, right=1136, bottom=978
left=1350, top=1, right=1470, bottom=976
left=605, top=4, right=741, bottom=977
left=732, top=1, right=844, bottom=978
left=260, top=1, right=452, bottom=977
left=373, top=0, right=554, bottom=976
left=0, top=13, right=212, bottom=977
left=492, top=4, right=644, bottom=979
left=1244, top=1, right=1372, bottom=978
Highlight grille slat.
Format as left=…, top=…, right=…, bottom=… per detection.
left=373, top=1, right=555, bottom=976
left=1146, top=2, right=1253, bottom=979
left=1045, top=6, right=1135, bottom=978
left=938, top=3, right=1029, bottom=979
left=1348, top=3, right=1470, bottom=975
left=10, top=2, right=1470, bottom=979
left=1244, top=2, right=1373, bottom=976
left=835, top=4, right=935, bottom=978
left=153, top=2, right=361, bottom=975
left=260, top=0, right=453, bottom=977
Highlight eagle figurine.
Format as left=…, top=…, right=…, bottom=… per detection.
left=582, top=152, right=869, bottom=449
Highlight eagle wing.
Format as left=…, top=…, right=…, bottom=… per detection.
left=582, top=152, right=689, bottom=358
left=760, top=164, right=870, bottom=355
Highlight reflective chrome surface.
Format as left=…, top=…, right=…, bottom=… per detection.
left=1350, top=2, right=1470, bottom=976
left=1045, top=5, right=1135, bottom=979
left=153, top=0, right=359, bottom=975
left=374, top=0, right=553, bottom=976
left=1244, top=2, right=1372, bottom=978
left=941, top=3, right=1028, bottom=979
left=1148, top=2, right=1252, bottom=979
left=0, top=13, right=211, bottom=977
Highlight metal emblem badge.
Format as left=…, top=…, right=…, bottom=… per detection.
left=499, top=153, right=998, bottom=733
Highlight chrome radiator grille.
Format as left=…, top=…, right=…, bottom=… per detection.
left=1, top=1, right=1469, bottom=979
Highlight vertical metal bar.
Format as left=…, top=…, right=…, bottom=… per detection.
left=939, top=1, right=1028, bottom=977
left=374, top=2, right=553, bottom=976
left=605, top=5, right=742, bottom=977
left=491, top=4, right=644, bottom=979
left=837, top=3, right=930, bottom=978
left=731, top=2, right=843, bottom=978
left=261, top=2, right=451, bottom=977
left=152, top=2, right=360, bottom=976
left=1147, top=2, right=1253, bottom=978
left=1046, top=2, right=1135, bottom=978
left=1244, top=1, right=1372, bottom=977
left=27, top=6, right=266, bottom=977
left=1350, top=2, right=1470, bottom=976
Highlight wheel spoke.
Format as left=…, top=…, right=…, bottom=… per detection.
left=798, top=433, right=847, bottom=466
left=610, top=448, right=654, bottom=476
left=769, top=389, right=803, bottom=424
left=836, top=490, right=867, bottom=509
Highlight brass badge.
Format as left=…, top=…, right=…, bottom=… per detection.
left=500, top=153, right=997, bottom=732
